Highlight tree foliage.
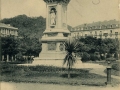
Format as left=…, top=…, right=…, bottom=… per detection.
left=78, top=36, right=119, bottom=61
left=1, top=15, right=46, bottom=39
left=18, top=37, right=41, bottom=56
left=0, top=15, right=45, bottom=57
left=79, top=36, right=118, bottom=54
left=1, top=36, right=19, bottom=56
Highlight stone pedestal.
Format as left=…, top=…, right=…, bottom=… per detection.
left=34, top=0, right=70, bottom=60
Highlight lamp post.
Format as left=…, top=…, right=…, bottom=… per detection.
left=106, top=61, right=112, bottom=85
left=0, top=32, right=1, bottom=61
left=0, top=0, right=2, bottom=61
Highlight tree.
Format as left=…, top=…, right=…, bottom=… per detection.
left=99, top=38, right=118, bottom=58
left=78, top=36, right=119, bottom=61
left=63, top=37, right=82, bottom=78
left=2, top=36, right=19, bottom=61
left=18, top=37, right=41, bottom=57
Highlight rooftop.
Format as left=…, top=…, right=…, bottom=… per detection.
left=0, top=23, right=18, bottom=30
left=71, top=19, right=120, bottom=32
left=74, top=19, right=120, bottom=29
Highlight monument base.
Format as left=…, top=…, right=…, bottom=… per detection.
left=33, top=56, right=82, bottom=68
left=34, top=51, right=66, bottom=60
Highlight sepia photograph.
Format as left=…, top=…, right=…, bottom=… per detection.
left=0, top=0, right=120, bottom=90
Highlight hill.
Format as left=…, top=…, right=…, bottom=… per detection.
left=1, top=15, right=46, bottom=39
left=0, top=15, right=72, bottom=39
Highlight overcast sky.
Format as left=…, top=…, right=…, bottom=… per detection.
left=1, top=0, right=120, bottom=27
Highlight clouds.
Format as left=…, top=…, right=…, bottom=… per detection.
left=1, top=0, right=119, bottom=27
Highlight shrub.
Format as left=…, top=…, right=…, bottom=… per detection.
left=106, top=53, right=112, bottom=58
left=81, top=52, right=90, bottom=62
left=112, top=63, right=120, bottom=71
left=16, top=53, right=24, bottom=62
left=90, top=54, right=96, bottom=61
left=15, top=53, right=34, bottom=64
left=0, top=63, right=16, bottom=74
left=100, top=55, right=106, bottom=60
left=106, top=57, right=116, bottom=62
left=90, top=54, right=101, bottom=61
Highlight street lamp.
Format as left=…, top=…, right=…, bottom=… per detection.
left=106, top=60, right=112, bottom=85
left=0, top=30, right=2, bottom=61
left=0, top=0, right=2, bottom=61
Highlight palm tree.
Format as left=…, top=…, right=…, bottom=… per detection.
left=63, top=37, right=83, bottom=78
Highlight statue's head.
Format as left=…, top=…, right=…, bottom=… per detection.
left=50, top=8, right=56, bottom=13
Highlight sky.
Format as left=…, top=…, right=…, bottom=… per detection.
left=0, top=0, right=120, bottom=27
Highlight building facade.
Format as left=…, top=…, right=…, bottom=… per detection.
left=0, top=23, right=18, bottom=61
left=0, top=23, right=18, bottom=37
left=70, top=19, right=120, bottom=39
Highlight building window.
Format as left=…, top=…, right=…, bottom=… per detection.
left=97, top=26, right=100, bottom=29
left=89, top=27, right=92, bottom=30
left=85, top=34, right=87, bottom=37
left=101, top=25, right=106, bottom=29
left=80, top=32, right=83, bottom=37
left=1, top=29, right=3, bottom=34
left=99, top=31, right=102, bottom=38
left=73, top=33, right=76, bottom=38
left=100, top=31, right=102, bottom=34
left=112, top=24, right=116, bottom=28
left=83, top=27, right=85, bottom=30
left=115, top=32, right=118, bottom=35
left=110, top=30, right=112, bottom=37
left=81, top=28, right=83, bottom=30
left=116, top=24, right=118, bottom=28
left=75, top=32, right=78, bottom=39
left=92, top=26, right=95, bottom=29
left=90, top=31, right=93, bottom=36
left=77, top=33, right=79, bottom=39
left=94, top=31, right=97, bottom=37
left=107, top=25, right=110, bottom=28
left=115, top=32, right=118, bottom=39
left=103, top=33, right=108, bottom=38
left=111, top=25, right=113, bottom=28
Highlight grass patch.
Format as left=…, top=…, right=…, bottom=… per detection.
left=0, top=62, right=120, bottom=86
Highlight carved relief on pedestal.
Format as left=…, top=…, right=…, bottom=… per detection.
left=59, top=42, right=64, bottom=51
left=48, top=42, right=56, bottom=50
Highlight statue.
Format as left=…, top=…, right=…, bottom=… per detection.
left=50, top=8, right=56, bottom=25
